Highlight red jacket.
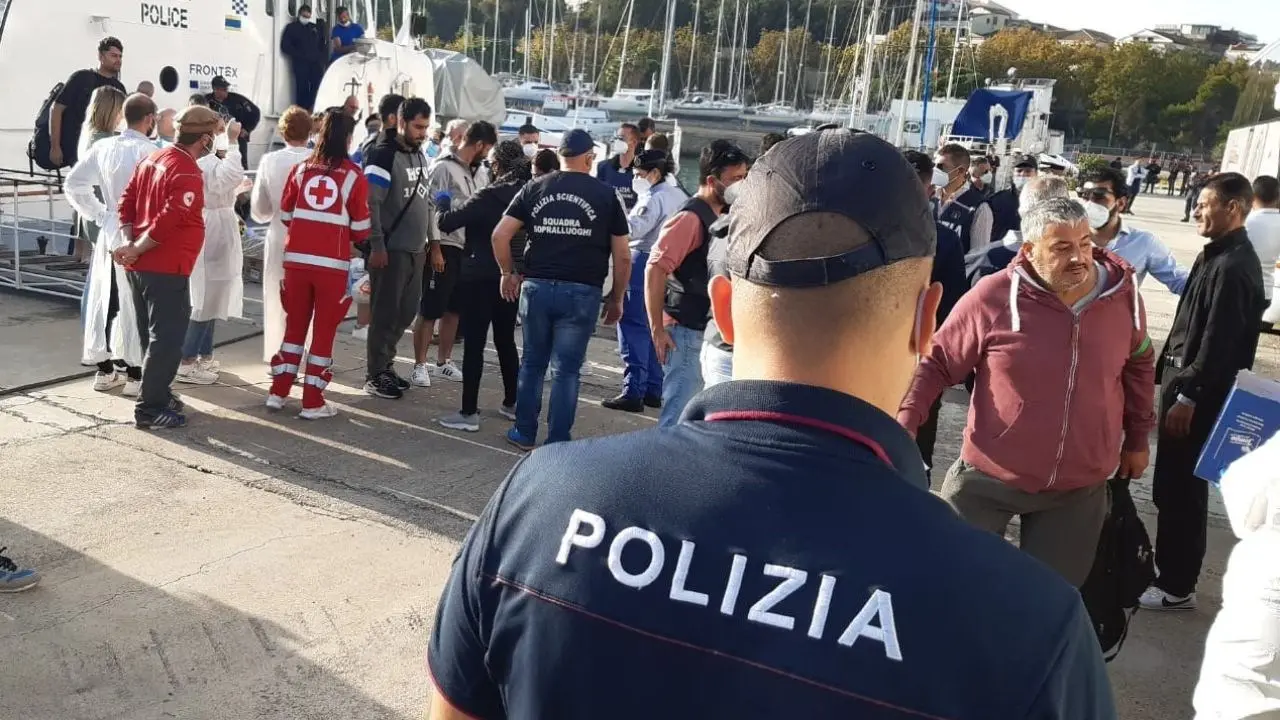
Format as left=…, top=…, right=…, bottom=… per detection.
left=280, top=158, right=371, bottom=277
left=899, top=247, right=1157, bottom=493
left=117, top=146, right=206, bottom=276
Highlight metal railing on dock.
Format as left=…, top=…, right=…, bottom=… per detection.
left=0, top=168, right=84, bottom=301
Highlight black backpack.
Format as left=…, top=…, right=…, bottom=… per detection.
left=1080, top=479, right=1156, bottom=662
left=27, top=81, right=66, bottom=171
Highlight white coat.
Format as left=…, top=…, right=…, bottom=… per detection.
left=1193, top=431, right=1280, bottom=719
left=63, top=128, right=158, bottom=367
left=191, top=150, right=246, bottom=322
left=250, top=144, right=312, bottom=362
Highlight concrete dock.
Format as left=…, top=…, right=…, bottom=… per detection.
left=0, top=190, right=1270, bottom=718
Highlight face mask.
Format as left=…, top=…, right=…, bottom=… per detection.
left=523, top=143, right=538, bottom=158
left=300, top=15, right=315, bottom=24
left=611, top=138, right=628, bottom=155
left=722, top=180, right=742, bottom=206
left=340, top=19, right=352, bottom=26
left=632, top=176, right=652, bottom=196
left=213, top=134, right=230, bottom=153
left=1012, top=176, right=1028, bottom=191
left=980, top=172, right=993, bottom=185
left=931, top=167, right=949, bottom=188
left=425, top=142, right=440, bottom=158
left=1083, top=200, right=1112, bottom=230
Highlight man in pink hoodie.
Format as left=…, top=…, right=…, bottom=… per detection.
left=898, top=197, right=1157, bottom=586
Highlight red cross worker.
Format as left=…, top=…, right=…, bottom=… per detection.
left=267, top=116, right=371, bottom=419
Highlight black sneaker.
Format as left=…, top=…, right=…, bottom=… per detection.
left=364, top=373, right=404, bottom=399
left=135, top=408, right=187, bottom=430
left=602, top=394, right=644, bottom=412
left=390, top=370, right=411, bottom=391
left=643, top=394, right=663, bottom=409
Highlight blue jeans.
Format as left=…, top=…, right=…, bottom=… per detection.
left=659, top=323, right=704, bottom=427
left=617, top=250, right=663, bottom=399
left=515, top=279, right=602, bottom=444
left=181, top=319, right=216, bottom=359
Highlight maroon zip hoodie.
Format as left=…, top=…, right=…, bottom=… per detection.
left=899, top=247, right=1157, bottom=493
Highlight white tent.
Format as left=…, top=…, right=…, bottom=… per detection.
left=423, top=49, right=506, bottom=126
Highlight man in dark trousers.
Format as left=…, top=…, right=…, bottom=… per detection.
left=49, top=37, right=127, bottom=168
left=1141, top=172, right=1267, bottom=611
left=425, top=128, right=1116, bottom=720
left=280, top=4, right=329, bottom=110
left=205, top=76, right=260, bottom=169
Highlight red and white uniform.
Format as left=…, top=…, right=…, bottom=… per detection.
left=269, top=158, right=371, bottom=412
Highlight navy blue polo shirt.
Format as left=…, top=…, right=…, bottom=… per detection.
left=428, top=381, right=1115, bottom=719
left=596, top=155, right=637, bottom=210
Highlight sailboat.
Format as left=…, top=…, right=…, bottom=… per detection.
left=739, top=0, right=805, bottom=126
left=598, top=0, right=654, bottom=116
left=668, top=0, right=744, bottom=120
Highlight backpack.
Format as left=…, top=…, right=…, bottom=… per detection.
left=1080, top=479, right=1156, bottom=662
left=27, top=81, right=66, bottom=171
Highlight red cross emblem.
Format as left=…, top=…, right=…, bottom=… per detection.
left=302, top=174, right=340, bottom=211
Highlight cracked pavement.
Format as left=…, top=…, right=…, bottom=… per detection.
left=0, top=194, right=1273, bottom=718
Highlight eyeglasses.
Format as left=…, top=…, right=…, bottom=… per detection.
left=1078, top=187, right=1114, bottom=201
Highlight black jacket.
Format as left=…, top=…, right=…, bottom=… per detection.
left=437, top=175, right=529, bottom=282
left=281, top=20, right=330, bottom=67
left=1158, top=227, right=1266, bottom=405
left=206, top=91, right=260, bottom=133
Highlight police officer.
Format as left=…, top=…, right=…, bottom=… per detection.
left=426, top=129, right=1115, bottom=720
left=935, top=143, right=993, bottom=254
left=205, top=76, right=260, bottom=169
left=988, top=156, right=1038, bottom=245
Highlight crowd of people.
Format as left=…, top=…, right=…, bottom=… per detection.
left=6, top=31, right=1280, bottom=719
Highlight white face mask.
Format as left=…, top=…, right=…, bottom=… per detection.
left=213, top=134, right=230, bottom=153
left=611, top=138, right=629, bottom=155
left=979, top=172, right=993, bottom=185
left=300, top=15, right=315, bottom=24
left=1012, top=176, right=1028, bottom=191
left=631, top=176, right=652, bottom=196
left=931, top=167, right=949, bottom=188
left=522, top=142, right=538, bottom=158
left=722, top=180, right=742, bottom=206
left=1083, top=200, right=1112, bottom=230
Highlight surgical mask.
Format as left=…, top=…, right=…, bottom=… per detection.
left=722, top=181, right=742, bottom=206
left=340, top=19, right=352, bottom=26
left=931, top=167, right=949, bottom=188
left=631, top=176, right=652, bottom=196
left=213, top=134, right=230, bottom=153
left=611, top=138, right=628, bottom=155
left=425, top=141, right=440, bottom=159
left=522, top=143, right=538, bottom=158
left=300, top=15, right=315, bottom=24
left=1082, top=200, right=1112, bottom=230
left=1012, top=176, right=1028, bottom=191
left=979, top=172, right=993, bottom=185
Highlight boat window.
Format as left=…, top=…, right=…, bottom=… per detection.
left=159, top=66, right=179, bottom=93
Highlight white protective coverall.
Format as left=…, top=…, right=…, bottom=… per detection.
left=191, top=149, right=246, bottom=322
left=250, top=144, right=311, bottom=362
left=1193, top=430, right=1280, bottom=719
left=63, top=128, right=157, bottom=367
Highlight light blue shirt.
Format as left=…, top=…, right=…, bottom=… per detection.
left=627, top=179, right=688, bottom=254
left=1105, top=220, right=1189, bottom=295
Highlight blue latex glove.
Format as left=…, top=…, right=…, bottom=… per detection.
left=432, top=190, right=453, bottom=211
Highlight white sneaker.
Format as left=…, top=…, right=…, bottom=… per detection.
left=433, top=359, right=464, bottom=383
left=438, top=412, right=481, bottom=432
left=176, top=364, right=219, bottom=385
left=92, top=370, right=125, bottom=392
left=198, top=357, right=221, bottom=372
left=410, top=363, right=432, bottom=387
left=122, top=378, right=142, bottom=397
left=499, top=403, right=517, bottom=421
left=265, top=394, right=287, bottom=411
left=299, top=403, right=338, bottom=420
left=1138, top=586, right=1197, bottom=611
left=352, top=325, right=369, bottom=341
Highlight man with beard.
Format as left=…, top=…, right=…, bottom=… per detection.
left=899, top=197, right=1156, bottom=587
left=48, top=37, right=127, bottom=168
left=1140, top=173, right=1267, bottom=611
left=1077, top=167, right=1188, bottom=295
left=362, top=97, right=434, bottom=399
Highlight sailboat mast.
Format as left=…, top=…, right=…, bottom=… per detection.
left=739, top=2, right=750, bottom=101
left=777, top=3, right=790, bottom=105
left=727, top=0, right=740, bottom=99
left=593, top=2, right=602, bottom=81
left=549, top=0, right=558, bottom=82
left=493, top=0, right=501, bottom=74
left=616, top=0, right=634, bottom=96
left=946, top=0, right=965, bottom=99
left=851, top=0, right=881, bottom=128
left=658, top=0, right=677, bottom=115
left=686, top=0, right=702, bottom=95
left=524, top=0, right=531, bottom=78
left=894, top=0, right=924, bottom=146
left=819, top=0, right=836, bottom=110
left=465, top=0, right=473, bottom=54
left=794, top=0, right=812, bottom=109
left=710, top=0, right=725, bottom=99
left=541, top=0, right=550, bottom=78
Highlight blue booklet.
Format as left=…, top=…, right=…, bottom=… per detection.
left=1195, top=371, right=1280, bottom=486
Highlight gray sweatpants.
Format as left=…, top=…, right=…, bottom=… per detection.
left=939, top=460, right=1107, bottom=587
left=365, top=250, right=425, bottom=381
left=127, top=270, right=191, bottom=420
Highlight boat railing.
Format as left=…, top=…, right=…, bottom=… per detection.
left=0, top=168, right=83, bottom=301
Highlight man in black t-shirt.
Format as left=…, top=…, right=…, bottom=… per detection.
left=50, top=37, right=126, bottom=168
left=493, top=129, right=631, bottom=450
